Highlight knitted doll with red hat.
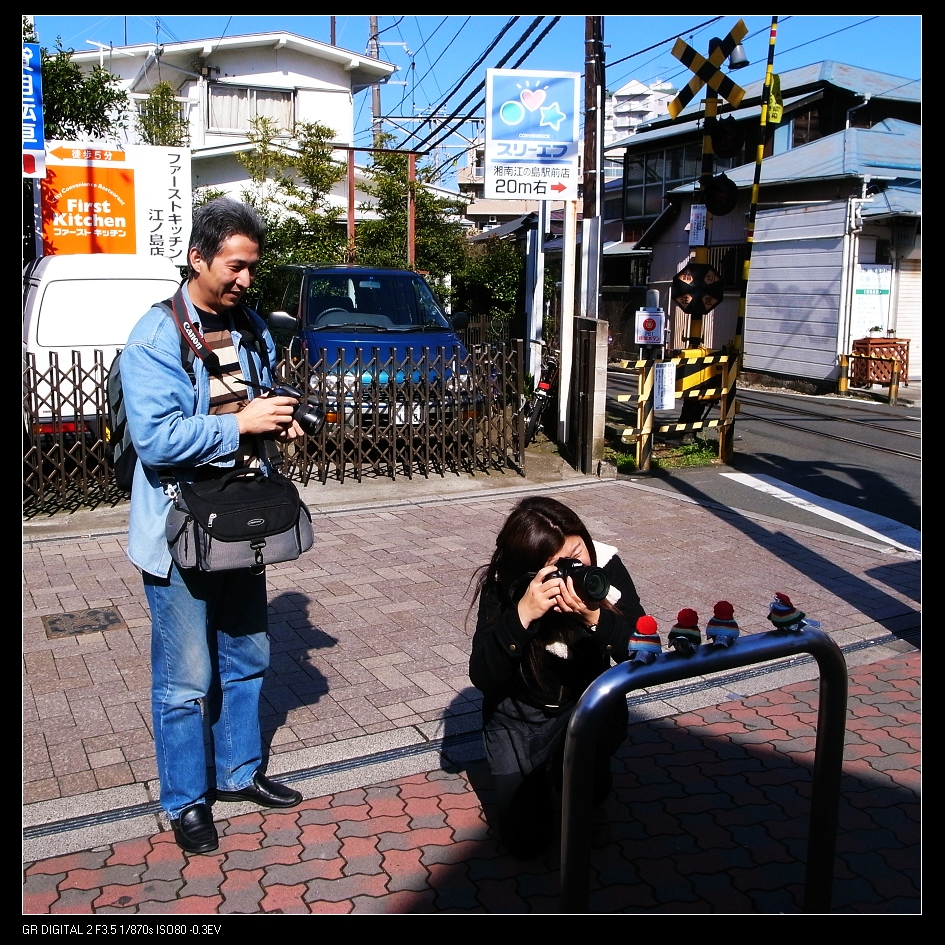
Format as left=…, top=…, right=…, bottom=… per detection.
left=767, top=592, right=807, bottom=632
left=668, top=608, right=702, bottom=655
left=628, top=615, right=662, bottom=663
left=706, top=600, right=740, bottom=647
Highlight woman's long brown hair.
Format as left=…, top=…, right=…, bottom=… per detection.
left=472, top=495, right=598, bottom=609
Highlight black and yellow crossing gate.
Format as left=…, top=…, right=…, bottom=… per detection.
left=667, top=19, right=748, bottom=119
left=614, top=354, right=738, bottom=471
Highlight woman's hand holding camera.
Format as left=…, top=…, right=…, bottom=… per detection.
left=552, top=576, right=601, bottom=628
left=517, top=566, right=600, bottom=629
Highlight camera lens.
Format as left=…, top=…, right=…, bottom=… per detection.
left=296, top=402, right=325, bottom=436
left=581, top=567, right=610, bottom=602
left=547, top=559, right=610, bottom=603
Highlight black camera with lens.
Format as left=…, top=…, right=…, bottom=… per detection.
left=544, top=557, right=610, bottom=604
left=241, top=379, right=326, bottom=437
left=268, top=382, right=326, bottom=437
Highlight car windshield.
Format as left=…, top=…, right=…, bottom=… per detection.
left=305, top=273, right=451, bottom=331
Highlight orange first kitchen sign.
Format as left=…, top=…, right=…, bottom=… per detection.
left=40, top=142, right=192, bottom=260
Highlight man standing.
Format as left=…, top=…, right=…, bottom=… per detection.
left=122, top=198, right=304, bottom=854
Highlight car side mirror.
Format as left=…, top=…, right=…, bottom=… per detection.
left=451, top=311, right=469, bottom=331
left=267, top=310, right=299, bottom=332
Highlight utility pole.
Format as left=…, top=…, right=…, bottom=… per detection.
left=580, top=16, right=604, bottom=321
left=369, top=16, right=383, bottom=146
left=574, top=16, right=608, bottom=470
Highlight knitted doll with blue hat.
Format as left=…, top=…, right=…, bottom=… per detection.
left=668, top=608, right=702, bottom=655
left=767, top=592, right=807, bottom=632
left=706, top=600, right=740, bottom=647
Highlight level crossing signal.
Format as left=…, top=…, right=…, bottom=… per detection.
left=668, top=19, right=749, bottom=119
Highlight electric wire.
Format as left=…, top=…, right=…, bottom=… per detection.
left=405, top=16, right=472, bottom=105
left=397, top=16, right=449, bottom=104
left=426, top=16, right=565, bottom=181
left=412, top=16, right=548, bottom=156
left=398, top=17, right=518, bottom=148
left=777, top=15, right=879, bottom=58
left=607, top=16, right=724, bottom=70
left=375, top=16, right=405, bottom=38
left=395, top=16, right=462, bottom=110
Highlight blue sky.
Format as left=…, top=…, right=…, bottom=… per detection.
left=32, top=15, right=921, bottom=182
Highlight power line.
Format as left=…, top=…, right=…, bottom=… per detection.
left=398, top=17, right=519, bottom=148
left=607, top=16, right=724, bottom=70
left=422, top=16, right=563, bottom=163
left=400, top=16, right=449, bottom=103
left=410, top=16, right=547, bottom=155
left=397, top=16, right=474, bottom=113
left=375, top=16, right=405, bottom=38
left=511, top=15, right=561, bottom=69
left=777, top=15, right=879, bottom=58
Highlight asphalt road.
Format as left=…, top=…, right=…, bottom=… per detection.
left=606, top=369, right=921, bottom=541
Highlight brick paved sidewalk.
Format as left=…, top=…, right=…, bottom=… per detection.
left=23, top=478, right=920, bottom=809
left=23, top=652, right=919, bottom=915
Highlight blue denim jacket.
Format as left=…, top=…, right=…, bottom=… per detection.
left=123, top=282, right=276, bottom=577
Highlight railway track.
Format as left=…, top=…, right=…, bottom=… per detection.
left=736, top=394, right=920, bottom=461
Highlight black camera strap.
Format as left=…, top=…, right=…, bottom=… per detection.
left=163, top=285, right=270, bottom=382
left=158, top=285, right=283, bottom=480
left=165, top=285, right=222, bottom=376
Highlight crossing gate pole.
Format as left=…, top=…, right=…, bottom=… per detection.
left=635, top=359, right=654, bottom=472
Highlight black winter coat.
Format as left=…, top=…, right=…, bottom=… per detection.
left=469, top=553, right=645, bottom=777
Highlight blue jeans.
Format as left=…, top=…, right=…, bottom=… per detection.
left=144, top=564, right=270, bottom=819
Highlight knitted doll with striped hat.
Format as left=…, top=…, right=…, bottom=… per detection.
left=628, top=615, right=662, bottom=663
left=668, top=608, right=702, bottom=655
left=706, top=600, right=740, bottom=647
left=767, top=592, right=807, bottom=632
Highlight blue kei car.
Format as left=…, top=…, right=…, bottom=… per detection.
left=255, top=265, right=472, bottom=428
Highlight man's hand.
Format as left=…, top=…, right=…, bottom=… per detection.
left=277, top=420, right=305, bottom=442
left=235, top=395, right=298, bottom=436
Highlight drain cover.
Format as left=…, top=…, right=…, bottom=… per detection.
left=42, top=607, right=127, bottom=638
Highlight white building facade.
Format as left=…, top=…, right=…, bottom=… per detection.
left=70, top=32, right=397, bottom=208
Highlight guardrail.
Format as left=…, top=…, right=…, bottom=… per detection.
left=559, top=627, right=848, bottom=913
left=838, top=353, right=901, bottom=405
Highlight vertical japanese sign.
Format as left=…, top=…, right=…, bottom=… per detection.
left=654, top=361, right=676, bottom=411
left=484, top=69, right=580, bottom=202
left=40, top=142, right=192, bottom=259
left=689, top=205, right=707, bottom=247
left=22, top=42, right=46, bottom=178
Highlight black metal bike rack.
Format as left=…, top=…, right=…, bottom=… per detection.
left=559, top=627, right=848, bottom=913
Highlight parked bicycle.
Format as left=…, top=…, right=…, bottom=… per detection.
left=523, top=346, right=560, bottom=446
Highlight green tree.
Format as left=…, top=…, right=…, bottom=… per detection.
left=238, top=117, right=347, bottom=281
left=137, top=81, right=189, bottom=147
left=355, top=135, right=467, bottom=284
left=454, top=236, right=525, bottom=324
left=24, top=19, right=128, bottom=142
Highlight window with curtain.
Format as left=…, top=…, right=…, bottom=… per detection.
left=208, top=86, right=294, bottom=133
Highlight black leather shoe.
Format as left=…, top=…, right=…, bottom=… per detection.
left=215, top=770, right=303, bottom=809
left=170, top=803, right=219, bottom=854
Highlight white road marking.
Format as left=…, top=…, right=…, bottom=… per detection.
left=720, top=473, right=921, bottom=553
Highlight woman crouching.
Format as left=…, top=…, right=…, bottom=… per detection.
left=469, top=496, right=646, bottom=858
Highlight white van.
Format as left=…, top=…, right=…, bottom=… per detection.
left=23, top=253, right=183, bottom=369
left=23, top=253, right=182, bottom=437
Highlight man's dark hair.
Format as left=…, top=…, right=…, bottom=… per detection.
left=187, top=197, right=266, bottom=277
